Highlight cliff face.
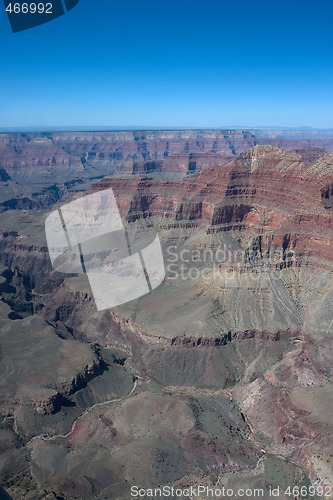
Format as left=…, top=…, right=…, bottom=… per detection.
left=91, top=145, right=333, bottom=271
left=2, top=129, right=333, bottom=183
left=0, top=130, right=257, bottom=172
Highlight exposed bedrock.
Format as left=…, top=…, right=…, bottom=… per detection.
left=321, top=183, right=333, bottom=210
left=1, top=129, right=333, bottom=187
left=88, top=146, right=332, bottom=271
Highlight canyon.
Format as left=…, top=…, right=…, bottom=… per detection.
left=0, top=130, right=332, bottom=499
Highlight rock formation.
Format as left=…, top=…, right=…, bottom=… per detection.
left=0, top=134, right=332, bottom=499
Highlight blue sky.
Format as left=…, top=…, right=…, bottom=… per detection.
left=0, top=0, right=333, bottom=129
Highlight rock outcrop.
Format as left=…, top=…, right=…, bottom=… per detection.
left=90, top=146, right=333, bottom=271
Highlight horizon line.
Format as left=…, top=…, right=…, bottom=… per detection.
left=1, top=125, right=333, bottom=134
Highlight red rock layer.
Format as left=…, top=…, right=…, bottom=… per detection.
left=91, top=146, right=333, bottom=270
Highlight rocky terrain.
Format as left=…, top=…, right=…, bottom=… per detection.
left=1, top=129, right=333, bottom=196
left=0, top=131, right=332, bottom=499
